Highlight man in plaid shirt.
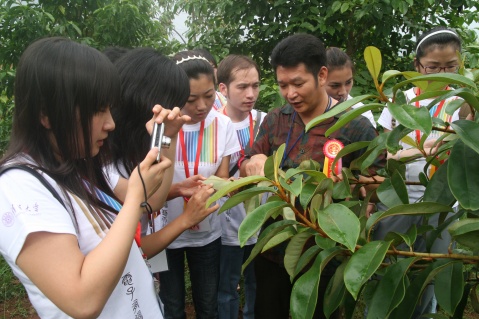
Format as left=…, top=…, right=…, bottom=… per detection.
left=241, top=33, right=385, bottom=319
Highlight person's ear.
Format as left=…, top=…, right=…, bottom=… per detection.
left=219, top=83, right=228, bottom=98
left=40, top=114, right=51, bottom=129
left=318, top=66, right=328, bottom=86
left=413, top=58, right=420, bottom=72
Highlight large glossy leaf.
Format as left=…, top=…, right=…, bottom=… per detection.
left=290, top=247, right=343, bottom=319
left=241, top=220, right=298, bottom=272
left=293, top=245, right=321, bottom=277
left=364, top=46, right=382, bottom=83
left=324, top=261, right=348, bottom=319
left=305, top=95, right=375, bottom=132
left=316, top=203, right=360, bottom=252
left=367, top=257, right=418, bottom=319
left=300, top=182, right=321, bottom=209
left=448, top=218, right=479, bottom=250
left=325, top=103, right=384, bottom=137
left=331, top=141, right=371, bottom=173
left=261, top=227, right=296, bottom=252
left=344, top=240, right=391, bottom=300
left=448, top=140, right=479, bottom=210
left=238, top=201, right=288, bottom=246
left=385, top=124, right=413, bottom=154
left=389, top=259, right=460, bottom=319
left=387, top=102, right=432, bottom=135
left=451, top=120, right=479, bottom=155
left=273, top=144, right=286, bottom=182
left=423, top=161, right=456, bottom=206
left=427, top=87, right=479, bottom=113
left=376, top=171, right=408, bottom=209
left=284, top=228, right=316, bottom=278
left=393, top=73, right=477, bottom=97
left=205, top=175, right=269, bottom=207
left=435, top=261, right=464, bottom=315
left=218, top=186, right=275, bottom=214
left=381, top=70, right=401, bottom=84
left=366, top=202, right=453, bottom=237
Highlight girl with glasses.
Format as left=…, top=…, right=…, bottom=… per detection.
left=375, top=26, right=463, bottom=317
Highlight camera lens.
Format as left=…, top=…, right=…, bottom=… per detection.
left=161, top=136, right=171, bottom=149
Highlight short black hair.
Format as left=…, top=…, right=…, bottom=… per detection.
left=326, top=47, right=355, bottom=74
left=270, top=33, right=327, bottom=81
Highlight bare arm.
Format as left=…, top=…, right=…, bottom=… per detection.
left=16, top=150, right=170, bottom=318
left=140, top=184, right=219, bottom=258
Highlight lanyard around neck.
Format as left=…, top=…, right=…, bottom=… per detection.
left=280, top=97, right=332, bottom=168
left=179, top=120, right=205, bottom=178
left=414, top=87, right=447, bottom=143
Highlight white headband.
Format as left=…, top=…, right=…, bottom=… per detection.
left=176, top=55, right=211, bottom=65
left=416, top=30, right=459, bottom=52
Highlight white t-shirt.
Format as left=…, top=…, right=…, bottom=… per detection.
left=377, top=87, right=460, bottom=203
left=348, top=94, right=376, bottom=128
left=220, top=109, right=267, bottom=246
left=0, top=163, right=162, bottom=319
left=158, top=110, right=241, bottom=249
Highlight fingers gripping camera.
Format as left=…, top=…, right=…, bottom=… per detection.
left=150, top=123, right=171, bottom=162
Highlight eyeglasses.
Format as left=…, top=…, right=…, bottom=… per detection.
left=417, top=61, right=460, bottom=74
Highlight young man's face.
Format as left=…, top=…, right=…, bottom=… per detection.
left=219, top=67, right=260, bottom=114
left=276, top=63, right=327, bottom=117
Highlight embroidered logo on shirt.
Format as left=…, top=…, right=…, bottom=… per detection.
left=2, top=211, right=15, bottom=227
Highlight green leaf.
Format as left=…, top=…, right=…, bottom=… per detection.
left=238, top=201, right=288, bottom=246
left=305, top=96, right=374, bottom=132
left=376, top=170, right=408, bottom=209
left=324, top=261, right=348, bottom=319
left=393, top=73, right=477, bottom=96
left=284, top=228, right=316, bottom=278
left=448, top=218, right=479, bottom=250
left=435, top=262, right=464, bottom=315
left=300, top=182, right=320, bottom=209
left=451, top=120, right=479, bottom=155
left=366, top=202, right=453, bottom=237
left=423, top=162, right=456, bottom=206
left=290, top=247, right=343, bottom=319
left=218, top=186, right=275, bottom=213
left=331, top=141, right=371, bottom=172
left=242, top=220, right=298, bottom=272
left=385, top=125, right=413, bottom=154
left=448, top=139, right=479, bottom=210
left=387, top=102, right=432, bottom=135
left=364, top=46, right=382, bottom=83
left=344, top=240, right=391, bottom=300
left=273, top=144, right=286, bottom=182
left=325, top=103, right=383, bottom=137
left=390, top=259, right=460, bottom=319
left=262, top=227, right=296, bottom=252
left=317, top=204, right=360, bottom=252
left=367, top=257, right=419, bottom=319
left=293, top=245, right=321, bottom=276
left=205, top=175, right=269, bottom=207
left=381, top=70, right=401, bottom=84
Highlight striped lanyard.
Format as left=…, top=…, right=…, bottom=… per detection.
left=414, top=87, right=446, bottom=144
left=179, top=120, right=205, bottom=202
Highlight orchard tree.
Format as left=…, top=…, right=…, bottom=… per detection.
left=0, top=0, right=184, bottom=151
left=203, top=47, right=479, bottom=319
left=171, top=0, right=478, bottom=104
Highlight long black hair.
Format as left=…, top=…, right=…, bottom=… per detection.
left=1, top=37, right=120, bottom=212
left=110, top=47, right=190, bottom=177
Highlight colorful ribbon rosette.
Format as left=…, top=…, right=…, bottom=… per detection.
left=322, top=139, right=344, bottom=178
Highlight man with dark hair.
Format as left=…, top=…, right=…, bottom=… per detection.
left=241, top=33, right=385, bottom=319
left=216, top=54, right=265, bottom=319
